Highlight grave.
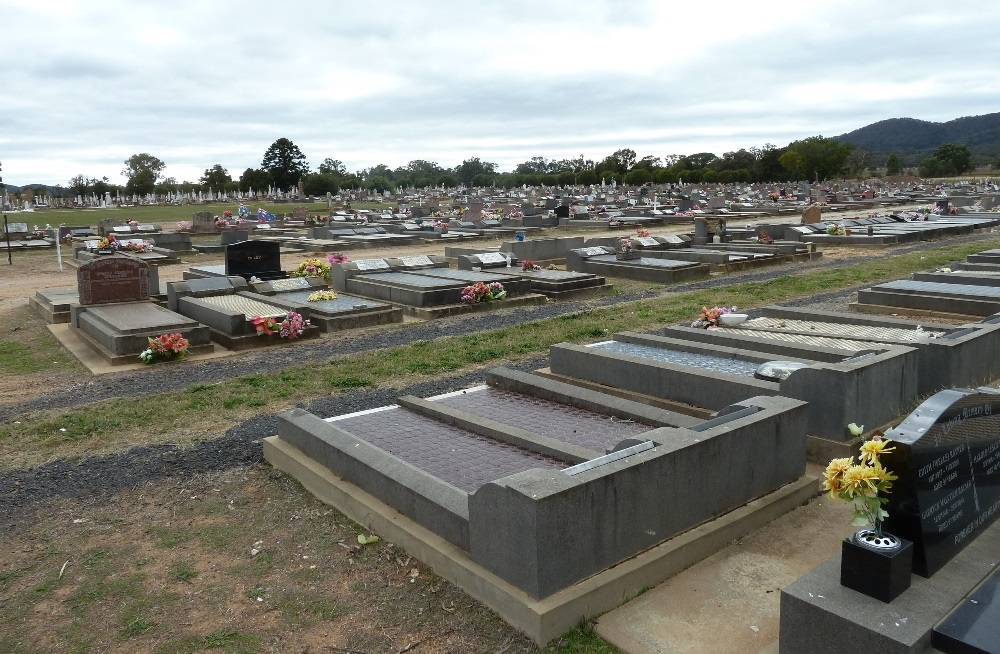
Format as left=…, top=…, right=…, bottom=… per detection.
left=854, top=279, right=1000, bottom=318
left=249, top=276, right=403, bottom=332
left=168, top=276, right=319, bottom=350
left=780, top=388, right=1000, bottom=654
left=330, top=257, right=546, bottom=319
left=454, top=252, right=611, bottom=300
left=565, top=246, right=711, bottom=284
left=546, top=329, right=918, bottom=458
left=265, top=366, right=814, bottom=644
left=68, top=256, right=213, bottom=365
left=707, top=305, right=1000, bottom=396
left=498, top=236, right=585, bottom=264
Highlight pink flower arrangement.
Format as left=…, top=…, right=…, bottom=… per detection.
left=521, top=259, right=541, bottom=271
left=253, top=312, right=310, bottom=339
left=223, top=210, right=233, bottom=218
left=128, top=220, right=138, bottom=228
left=460, top=281, right=507, bottom=305
left=327, top=252, right=349, bottom=264
left=176, top=221, right=192, bottom=231
left=139, top=332, right=189, bottom=363
left=635, top=228, right=650, bottom=238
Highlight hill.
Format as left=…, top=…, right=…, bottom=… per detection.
left=837, top=113, right=1000, bottom=160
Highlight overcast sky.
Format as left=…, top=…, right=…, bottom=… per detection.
left=2, top=0, right=999, bottom=187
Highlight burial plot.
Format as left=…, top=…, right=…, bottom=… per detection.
left=565, top=246, right=710, bottom=284
left=855, top=279, right=1000, bottom=318
left=69, top=256, right=212, bottom=365
left=249, top=276, right=403, bottom=332
left=329, top=257, right=546, bottom=319
left=266, top=366, right=811, bottom=644
left=547, top=329, right=918, bottom=449
left=168, top=276, right=318, bottom=350
left=455, top=252, right=611, bottom=300
left=706, top=305, right=1000, bottom=396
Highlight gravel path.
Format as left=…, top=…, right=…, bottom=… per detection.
left=1, top=229, right=994, bottom=529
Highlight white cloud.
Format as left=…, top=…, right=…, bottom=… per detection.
left=1, top=0, right=999, bottom=186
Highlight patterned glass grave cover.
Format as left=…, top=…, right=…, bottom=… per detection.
left=199, top=295, right=287, bottom=319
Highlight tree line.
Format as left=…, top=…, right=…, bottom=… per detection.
left=56, top=136, right=992, bottom=200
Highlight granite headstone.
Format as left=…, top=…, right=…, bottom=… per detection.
left=882, top=388, right=1000, bottom=576
left=225, top=240, right=285, bottom=281
left=77, top=255, right=150, bottom=305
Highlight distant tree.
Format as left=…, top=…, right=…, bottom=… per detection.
left=779, top=136, right=853, bottom=180
left=471, top=173, right=495, bottom=187
left=200, top=164, right=232, bottom=191
left=367, top=175, right=391, bottom=193
left=918, top=157, right=955, bottom=178
left=845, top=147, right=872, bottom=179
left=576, top=169, right=598, bottom=185
left=514, top=156, right=551, bottom=175
left=598, top=148, right=637, bottom=175
left=91, top=176, right=113, bottom=197
left=885, top=154, right=902, bottom=176
left=557, top=170, right=576, bottom=186
left=438, top=174, right=458, bottom=188
left=156, top=177, right=179, bottom=194
left=931, top=143, right=973, bottom=175
left=993, top=156, right=1000, bottom=171
left=455, top=158, right=497, bottom=186
left=239, top=167, right=274, bottom=193
left=68, top=174, right=90, bottom=196
left=318, top=158, right=347, bottom=176
left=302, top=173, right=339, bottom=196
left=338, top=174, right=362, bottom=190
left=683, top=153, right=719, bottom=170
left=625, top=168, right=652, bottom=186
left=261, top=138, right=309, bottom=191
left=414, top=177, right=434, bottom=189
left=122, top=153, right=166, bottom=195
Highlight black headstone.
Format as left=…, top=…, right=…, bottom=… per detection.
left=224, top=240, right=286, bottom=281
left=882, top=389, right=1000, bottom=577
left=933, top=567, right=1000, bottom=654
left=554, top=205, right=571, bottom=219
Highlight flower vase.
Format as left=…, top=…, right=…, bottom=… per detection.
left=616, top=251, right=640, bottom=261
left=840, top=528, right=913, bottom=603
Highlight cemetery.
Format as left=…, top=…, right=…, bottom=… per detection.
left=6, top=181, right=1000, bottom=653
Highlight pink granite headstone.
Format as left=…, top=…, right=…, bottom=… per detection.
left=77, top=255, right=149, bottom=305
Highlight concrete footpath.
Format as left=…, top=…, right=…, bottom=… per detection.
left=596, top=464, right=856, bottom=654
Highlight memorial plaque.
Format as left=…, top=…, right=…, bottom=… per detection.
left=113, top=226, right=132, bottom=233
left=138, top=225, right=156, bottom=232
left=400, top=255, right=433, bottom=267
left=4, top=222, right=28, bottom=233
left=269, top=277, right=311, bottom=292
left=637, top=237, right=659, bottom=247
left=187, top=277, right=235, bottom=293
left=77, top=255, right=149, bottom=305
left=665, top=236, right=685, bottom=244
left=225, top=240, right=282, bottom=279
left=478, top=253, right=508, bottom=264
left=355, top=259, right=390, bottom=271
left=580, top=247, right=608, bottom=257
left=882, top=389, right=1000, bottom=576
